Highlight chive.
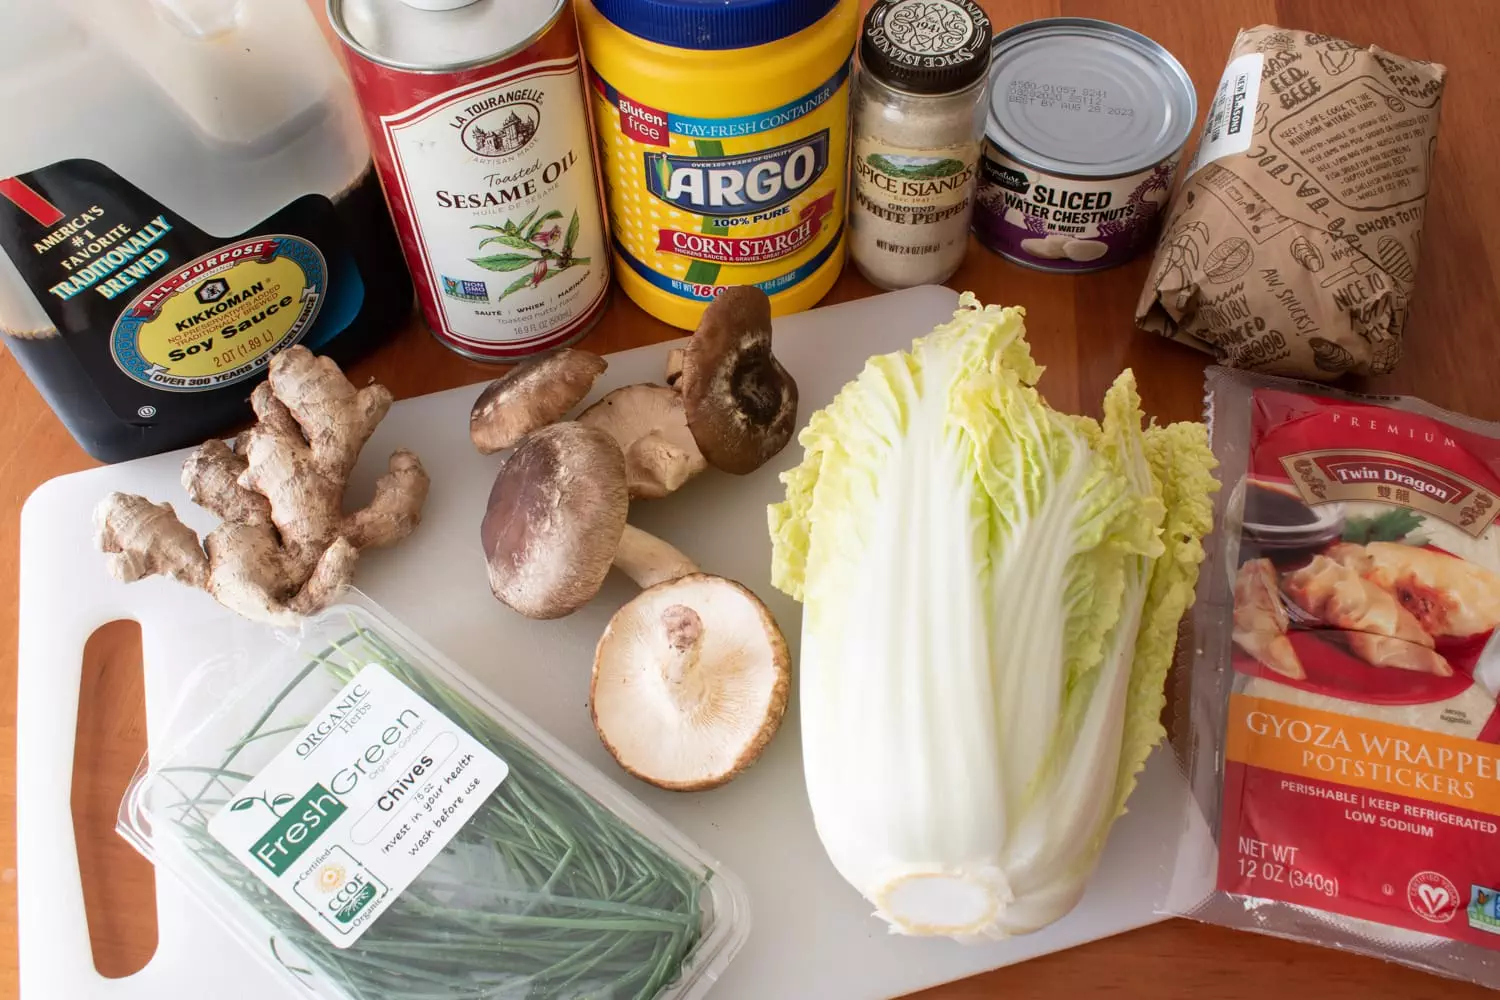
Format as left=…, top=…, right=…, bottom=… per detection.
left=152, top=620, right=712, bottom=999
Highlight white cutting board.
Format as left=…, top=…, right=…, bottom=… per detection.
left=17, top=285, right=1208, bottom=1000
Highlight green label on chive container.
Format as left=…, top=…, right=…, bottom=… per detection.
left=209, top=663, right=510, bottom=947
left=248, top=783, right=346, bottom=876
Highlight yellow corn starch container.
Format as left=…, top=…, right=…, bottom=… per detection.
left=578, top=0, right=858, bottom=329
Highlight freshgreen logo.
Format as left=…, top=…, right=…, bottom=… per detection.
left=237, top=783, right=346, bottom=876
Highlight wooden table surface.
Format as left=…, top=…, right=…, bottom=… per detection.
left=3, top=0, right=1497, bottom=996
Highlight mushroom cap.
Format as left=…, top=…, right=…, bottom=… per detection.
left=577, top=384, right=706, bottom=499
left=592, top=573, right=790, bottom=790
left=470, top=349, right=607, bottom=454
left=481, top=422, right=628, bottom=619
left=680, top=286, right=799, bottom=475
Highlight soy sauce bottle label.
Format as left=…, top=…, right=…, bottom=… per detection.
left=109, top=235, right=325, bottom=391
left=0, top=158, right=365, bottom=424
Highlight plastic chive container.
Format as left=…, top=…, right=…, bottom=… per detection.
left=118, top=595, right=750, bottom=1000
left=577, top=0, right=859, bottom=330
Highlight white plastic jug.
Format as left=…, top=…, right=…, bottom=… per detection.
left=0, top=0, right=411, bottom=462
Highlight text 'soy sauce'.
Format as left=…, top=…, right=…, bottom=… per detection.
left=578, top=0, right=858, bottom=330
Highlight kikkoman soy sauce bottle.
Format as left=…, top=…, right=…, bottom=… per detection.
left=0, top=0, right=412, bottom=463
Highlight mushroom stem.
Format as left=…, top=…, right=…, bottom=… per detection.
left=614, top=524, right=698, bottom=589
left=659, top=603, right=710, bottom=714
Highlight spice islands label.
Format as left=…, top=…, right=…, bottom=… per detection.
left=110, top=235, right=325, bottom=391
left=853, top=136, right=980, bottom=212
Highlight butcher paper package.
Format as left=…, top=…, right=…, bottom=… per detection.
left=1136, top=27, right=1446, bottom=380
left=1167, top=367, right=1500, bottom=987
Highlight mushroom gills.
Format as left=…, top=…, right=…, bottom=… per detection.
left=679, top=286, right=799, bottom=475
left=728, top=343, right=790, bottom=429
left=592, top=573, right=790, bottom=791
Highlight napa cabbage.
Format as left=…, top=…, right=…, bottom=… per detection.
left=768, top=294, right=1216, bottom=939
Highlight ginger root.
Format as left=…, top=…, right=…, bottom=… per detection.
left=95, top=347, right=430, bottom=626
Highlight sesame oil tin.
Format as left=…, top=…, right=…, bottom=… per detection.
left=329, top=0, right=608, bottom=360
left=972, top=19, right=1196, bottom=273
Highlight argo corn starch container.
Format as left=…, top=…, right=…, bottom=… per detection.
left=578, top=0, right=858, bottom=329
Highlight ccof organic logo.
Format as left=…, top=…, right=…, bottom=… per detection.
left=462, top=101, right=541, bottom=158
left=333, top=878, right=380, bottom=924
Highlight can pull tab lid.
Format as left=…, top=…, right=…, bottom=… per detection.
left=399, top=0, right=481, bottom=9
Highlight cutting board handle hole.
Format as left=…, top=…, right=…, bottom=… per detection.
left=73, top=619, right=158, bottom=979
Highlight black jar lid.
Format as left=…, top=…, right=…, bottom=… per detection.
left=861, top=0, right=993, bottom=95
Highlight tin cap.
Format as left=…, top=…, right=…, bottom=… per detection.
left=861, top=0, right=992, bottom=95
left=590, top=0, right=842, bottom=51
left=987, top=18, right=1195, bottom=178
left=398, top=0, right=479, bottom=10
left=331, top=0, right=564, bottom=71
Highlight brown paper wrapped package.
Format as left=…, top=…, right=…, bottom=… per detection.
left=1136, top=27, right=1445, bottom=379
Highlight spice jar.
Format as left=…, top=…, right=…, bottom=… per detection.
left=850, top=0, right=992, bottom=289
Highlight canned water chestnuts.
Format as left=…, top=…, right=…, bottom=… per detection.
left=972, top=18, right=1195, bottom=273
